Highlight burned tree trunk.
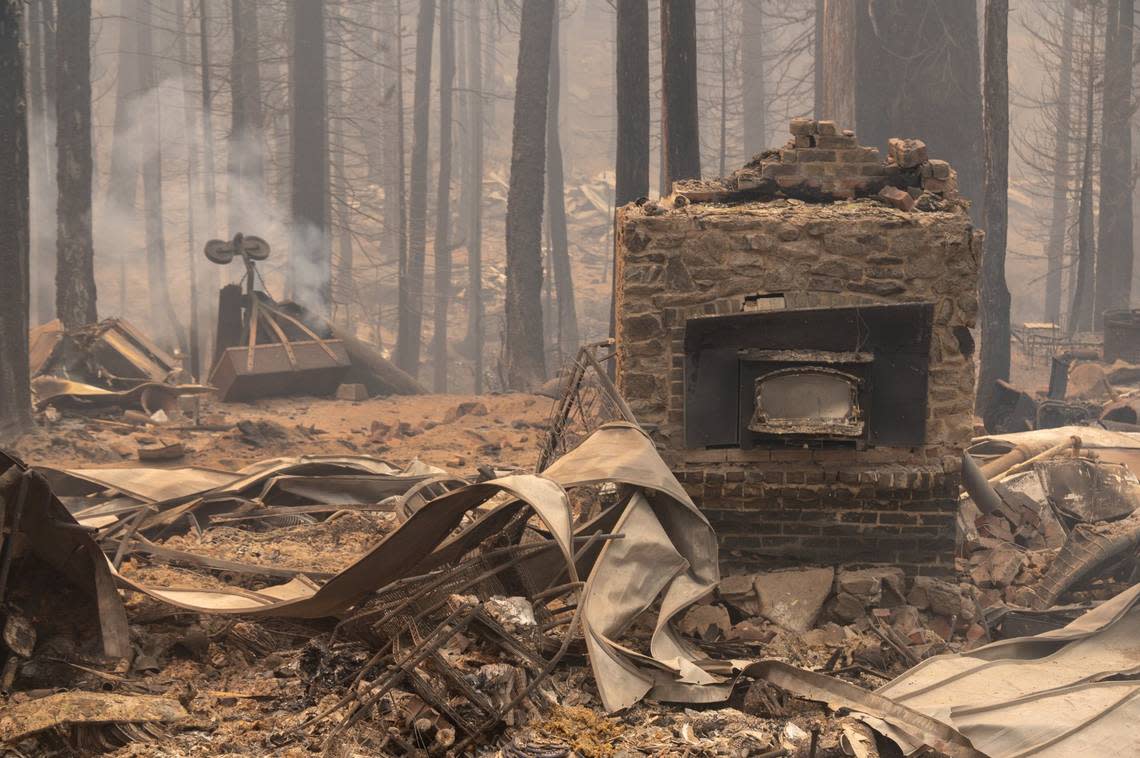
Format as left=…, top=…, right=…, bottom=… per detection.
left=288, top=0, right=329, bottom=312
left=1070, top=10, right=1098, bottom=335
left=612, top=0, right=649, bottom=345
left=546, top=6, right=578, bottom=361
left=740, top=0, right=767, bottom=153
left=431, top=0, right=455, bottom=392
left=813, top=0, right=823, bottom=118
left=462, top=0, right=484, bottom=393
left=380, top=0, right=407, bottom=352
left=615, top=0, right=649, bottom=206
left=200, top=0, right=220, bottom=360
left=817, top=0, right=855, bottom=127
left=504, top=0, right=554, bottom=390
left=26, top=0, right=55, bottom=327
left=717, top=1, right=728, bottom=177
left=395, top=0, right=434, bottom=377
left=177, top=0, right=202, bottom=379
left=853, top=0, right=983, bottom=214
left=977, top=0, right=1011, bottom=417
left=660, top=0, right=700, bottom=187
left=107, top=0, right=141, bottom=216
left=1045, top=0, right=1075, bottom=324
left=0, top=0, right=31, bottom=435
left=330, top=31, right=352, bottom=325
left=229, top=0, right=264, bottom=230
left=55, top=0, right=97, bottom=329
left=138, top=1, right=187, bottom=353
left=1093, top=0, right=1133, bottom=326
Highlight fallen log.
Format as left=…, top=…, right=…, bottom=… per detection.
left=331, top=325, right=428, bottom=396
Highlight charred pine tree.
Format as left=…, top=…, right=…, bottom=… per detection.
left=55, top=0, right=97, bottom=329
left=330, top=26, right=352, bottom=325
left=200, top=0, right=220, bottom=355
left=395, top=0, right=435, bottom=377
left=977, top=0, right=1011, bottom=417
left=851, top=1, right=984, bottom=214
left=612, top=0, right=649, bottom=344
left=1070, top=4, right=1099, bottom=334
left=138, top=1, right=187, bottom=353
left=431, top=0, right=455, bottom=391
left=0, top=0, right=31, bottom=435
left=288, top=0, right=330, bottom=312
left=817, top=0, right=854, bottom=127
left=109, top=0, right=140, bottom=314
left=26, top=0, right=55, bottom=327
left=380, top=0, right=407, bottom=351
left=107, top=0, right=141, bottom=216
left=546, top=6, right=578, bottom=361
left=462, top=0, right=485, bottom=392
left=615, top=0, right=649, bottom=206
left=1093, top=0, right=1133, bottom=325
left=740, top=0, right=767, bottom=152
left=229, top=0, right=264, bottom=230
left=1045, top=0, right=1075, bottom=324
left=660, top=0, right=700, bottom=187
left=503, top=0, right=555, bottom=390
left=177, top=0, right=202, bottom=379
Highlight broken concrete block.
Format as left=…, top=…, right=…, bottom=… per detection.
left=891, top=605, right=923, bottom=639
left=887, top=137, right=929, bottom=168
left=676, top=603, right=732, bottom=640
left=726, top=618, right=772, bottom=642
left=837, top=567, right=906, bottom=607
left=138, top=441, right=185, bottom=462
left=335, top=383, right=369, bottom=401
left=789, top=117, right=816, bottom=136
left=830, top=591, right=867, bottom=623
left=929, top=615, right=954, bottom=642
left=816, top=120, right=838, bottom=136
left=718, top=573, right=761, bottom=616
left=878, top=185, right=916, bottom=212
left=909, top=576, right=964, bottom=619
left=443, top=401, right=490, bottom=423
left=971, top=545, right=1024, bottom=588
left=928, top=159, right=951, bottom=179
left=752, top=566, right=834, bottom=633
left=802, top=622, right=846, bottom=648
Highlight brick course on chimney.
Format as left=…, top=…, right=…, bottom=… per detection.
left=614, top=120, right=981, bottom=576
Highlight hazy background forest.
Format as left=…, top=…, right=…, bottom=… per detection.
left=13, top=0, right=1136, bottom=393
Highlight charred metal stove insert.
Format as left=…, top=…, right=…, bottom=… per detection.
left=684, top=303, right=934, bottom=449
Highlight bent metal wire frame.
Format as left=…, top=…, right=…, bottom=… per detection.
left=537, top=340, right=640, bottom=472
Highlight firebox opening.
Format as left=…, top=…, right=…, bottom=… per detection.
left=683, top=303, right=934, bottom=450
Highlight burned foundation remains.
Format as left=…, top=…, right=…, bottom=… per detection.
left=615, top=120, right=981, bottom=576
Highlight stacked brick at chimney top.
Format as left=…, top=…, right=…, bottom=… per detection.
left=724, top=118, right=962, bottom=213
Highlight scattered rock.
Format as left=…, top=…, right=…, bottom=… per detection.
left=887, top=137, right=928, bottom=168
left=718, top=573, right=760, bottom=616
left=335, top=383, right=369, bottom=401
left=138, top=441, right=185, bottom=462
left=677, top=604, right=732, bottom=641
left=831, top=592, right=867, bottom=623
left=443, top=401, right=490, bottom=423
left=726, top=619, right=773, bottom=642
left=878, top=185, right=916, bottom=212
left=753, top=567, right=834, bottom=633
left=837, top=567, right=906, bottom=608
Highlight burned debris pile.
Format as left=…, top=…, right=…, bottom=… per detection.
left=29, top=318, right=210, bottom=416
left=669, top=118, right=964, bottom=213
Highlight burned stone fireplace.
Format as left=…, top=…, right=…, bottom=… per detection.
left=614, top=119, right=981, bottom=576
